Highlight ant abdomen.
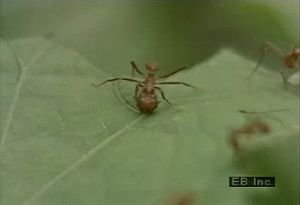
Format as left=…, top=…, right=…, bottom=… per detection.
left=136, top=95, right=159, bottom=113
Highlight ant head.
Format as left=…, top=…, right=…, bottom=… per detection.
left=145, top=63, right=158, bottom=72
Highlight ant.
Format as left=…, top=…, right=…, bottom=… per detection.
left=92, top=61, right=197, bottom=114
left=248, top=41, right=299, bottom=85
left=229, top=120, right=270, bottom=152
left=168, top=192, right=194, bottom=205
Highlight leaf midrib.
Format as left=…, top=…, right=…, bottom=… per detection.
left=0, top=39, right=145, bottom=205
left=20, top=115, right=145, bottom=205
left=0, top=40, right=52, bottom=152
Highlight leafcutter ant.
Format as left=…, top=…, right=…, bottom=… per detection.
left=92, top=62, right=197, bottom=114
left=168, top=192, right=194, bottom=205
left=229, top=120, right=270, bottom=152
left=248, top=41, right=299, bottom=86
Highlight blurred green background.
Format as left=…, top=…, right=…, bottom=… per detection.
left=1, top=0, right=298, bottom=76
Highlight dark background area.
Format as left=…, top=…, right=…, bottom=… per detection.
left=1, top=0, right=298, bottom=76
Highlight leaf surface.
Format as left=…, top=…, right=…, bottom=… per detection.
left=0, top=37, right=298, bottom=205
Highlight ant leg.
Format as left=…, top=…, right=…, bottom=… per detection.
left=130, top=61, right=144, bottom=77
left=113, top=81, right=140, bottom=113
left=91, top=77, right=142, bottom=87
left=248, top=44, right=268, bottom=78
left=158, top=65, right=189, bottom=79
left=248, top=41, right=285, bottom=79
left=134, top=83, right=143, bottom=101
left=238, top=108, right=288, bottom=114
left=156, top=81, right=197, bottom=89
left=262, top=41, right=285, bottom=57
left=155, top=86, right=172, bottom=106
left=5, top=40, right=23, bottom=80
left=279, top=69, right=288, bottom=89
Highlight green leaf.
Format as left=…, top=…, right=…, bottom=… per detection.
left=0, top=37, right=298, bottom=205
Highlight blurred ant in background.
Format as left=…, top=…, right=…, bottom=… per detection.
left=248, top=41, right=299, bottom=86
left=167, top=192, right=194, bottom=205
left=227, top=108, right=286, bottom=151
left=228, top=106, right=292, bottom=152
left=229, top=120, right=270, bottom=152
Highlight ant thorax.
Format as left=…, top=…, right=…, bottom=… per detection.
left=141, top=86, right=155, bottom=96
left=144, top=73, right=156, bottom=82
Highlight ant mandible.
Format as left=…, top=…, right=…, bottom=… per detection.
left=248, top=41, right=299, bottom=85
left=92, top=62, right=197, bottom=114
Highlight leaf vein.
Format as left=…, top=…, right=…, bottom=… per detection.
left=20, top=115, right=144, bottom=205
left=0, top=42, right=52, bottom=152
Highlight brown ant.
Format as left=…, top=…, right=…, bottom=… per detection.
left=248, top=41, right=299, bottom=85
left=168, top=192, right=194, bottom=205
left=92, top=62, right=197, bottom=114
left=229, top=120, right=270, bottom=152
